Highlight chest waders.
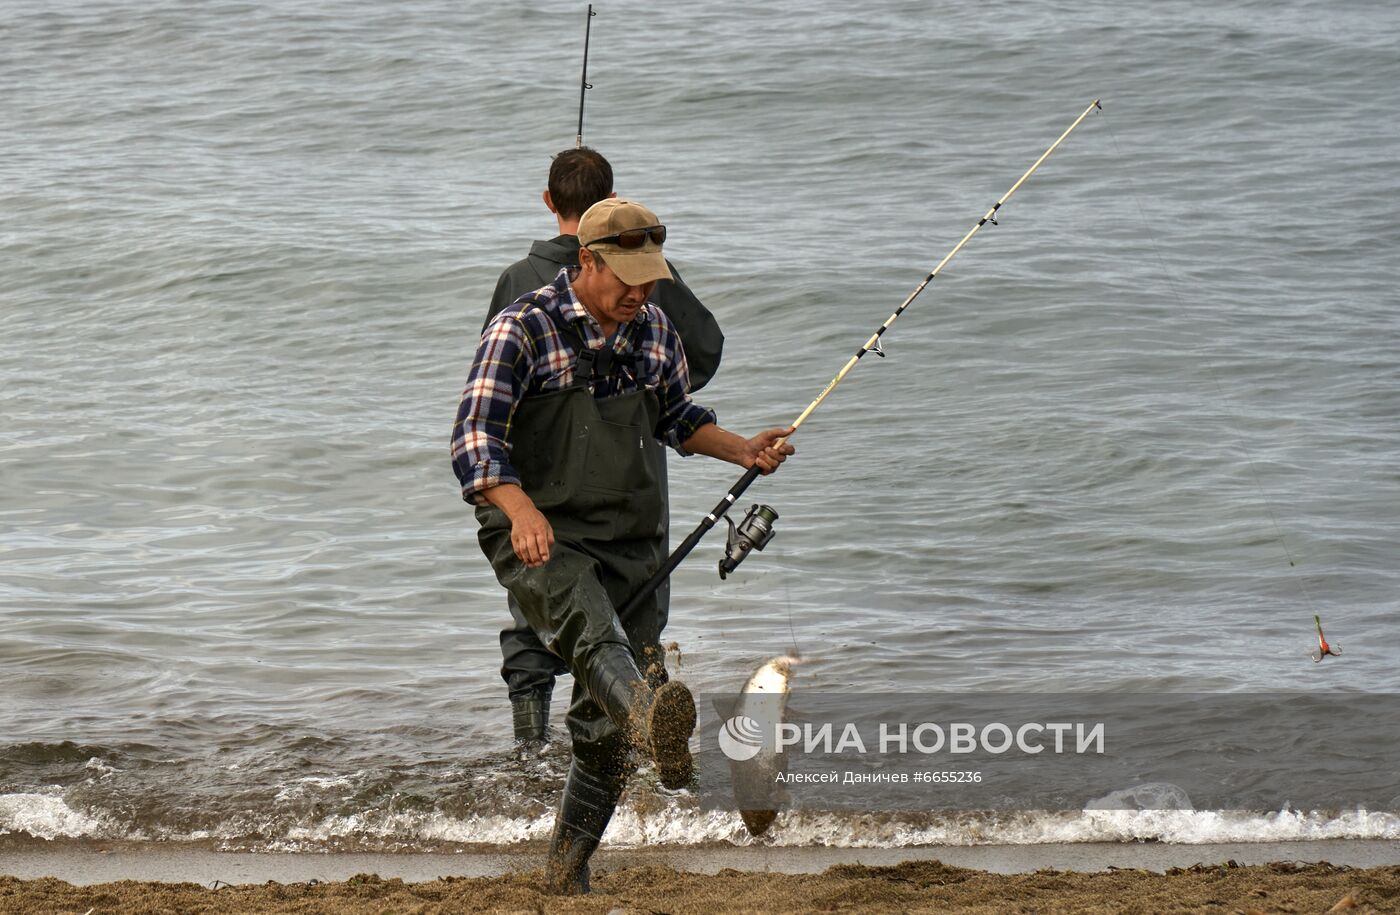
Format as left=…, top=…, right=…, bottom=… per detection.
left=495, top=344, right=672, bottom=740
left=474, top=315, right=697, bottom=894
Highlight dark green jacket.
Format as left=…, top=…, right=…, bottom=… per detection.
left=486, top=234, right=724, bottom=392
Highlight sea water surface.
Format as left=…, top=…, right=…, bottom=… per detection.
left=3, top=0, right=1399, bottom=851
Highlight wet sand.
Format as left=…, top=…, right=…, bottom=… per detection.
left=2, top=842, right=1399, bottom=913
left=1, top=859, right=1394, bottom=913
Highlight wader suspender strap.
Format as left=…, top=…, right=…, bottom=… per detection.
left=511, top=291, right=638, bottom=390
left=551, top=316, right=637, bottom=390
left=571, top=336, right=622, bottom=388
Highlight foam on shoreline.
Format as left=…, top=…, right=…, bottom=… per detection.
left=5, top=787, right=1400, bottom=852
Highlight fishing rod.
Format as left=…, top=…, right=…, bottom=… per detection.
left=618, top=99, right=1103, bottom=617
left=575, top=4, right=596, bottom=148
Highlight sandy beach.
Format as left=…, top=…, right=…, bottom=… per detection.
left=2, top=841, right=1398, bottom=913
left=1, top=859, right=1392, bottom=913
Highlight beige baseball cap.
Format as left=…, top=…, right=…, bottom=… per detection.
left=577, top=198, right=673, bottom=286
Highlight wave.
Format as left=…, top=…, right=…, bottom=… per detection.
left=5, top=786, right=1398, bottom=852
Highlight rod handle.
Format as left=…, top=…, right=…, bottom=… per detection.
left=618, top=464, right=763, bottom=615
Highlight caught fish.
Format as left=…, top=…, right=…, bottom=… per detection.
left=1311, top=614, right=1342, bottom=663
left=725, top=655, right=798, bottom=837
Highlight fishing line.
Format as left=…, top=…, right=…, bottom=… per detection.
left=1094, top=111, right=1321, bottom=614
left=783, top=576, right=800, bottom=660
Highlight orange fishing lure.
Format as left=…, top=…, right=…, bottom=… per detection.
left=1311, top=615, right=1341, bottom=663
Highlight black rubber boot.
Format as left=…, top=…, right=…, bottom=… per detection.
left=584, top=645, right=696, bottom=790
left=544, top=758, right=626, bottom=895
left=511, top=692, right=551, bottom=744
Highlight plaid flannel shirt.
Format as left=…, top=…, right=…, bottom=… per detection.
left=451, top=268, right=717, bottom=504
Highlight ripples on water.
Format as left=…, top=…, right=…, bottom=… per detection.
left=2, top=0, right=1398, bottom=847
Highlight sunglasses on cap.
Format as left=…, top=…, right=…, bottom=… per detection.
left=585, top=225, right=667, bottom=249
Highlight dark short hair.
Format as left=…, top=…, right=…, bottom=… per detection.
left=548, top=147, right=613, bottom=220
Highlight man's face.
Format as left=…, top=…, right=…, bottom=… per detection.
left=575, top=249, right=656, bottom=329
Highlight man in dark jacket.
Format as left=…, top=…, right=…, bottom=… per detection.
left=486, top=148, right=724, bottom=747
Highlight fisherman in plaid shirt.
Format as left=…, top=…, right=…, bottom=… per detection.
left=452, top=266, right=716, bottom=503
left=451, top=198, right=793, bottom=895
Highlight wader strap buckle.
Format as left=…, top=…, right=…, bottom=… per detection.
left=558, top=321, right=636, bottom=391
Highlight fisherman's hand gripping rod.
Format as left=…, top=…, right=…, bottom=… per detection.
left=617, top=99, right=1102, bottom=617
